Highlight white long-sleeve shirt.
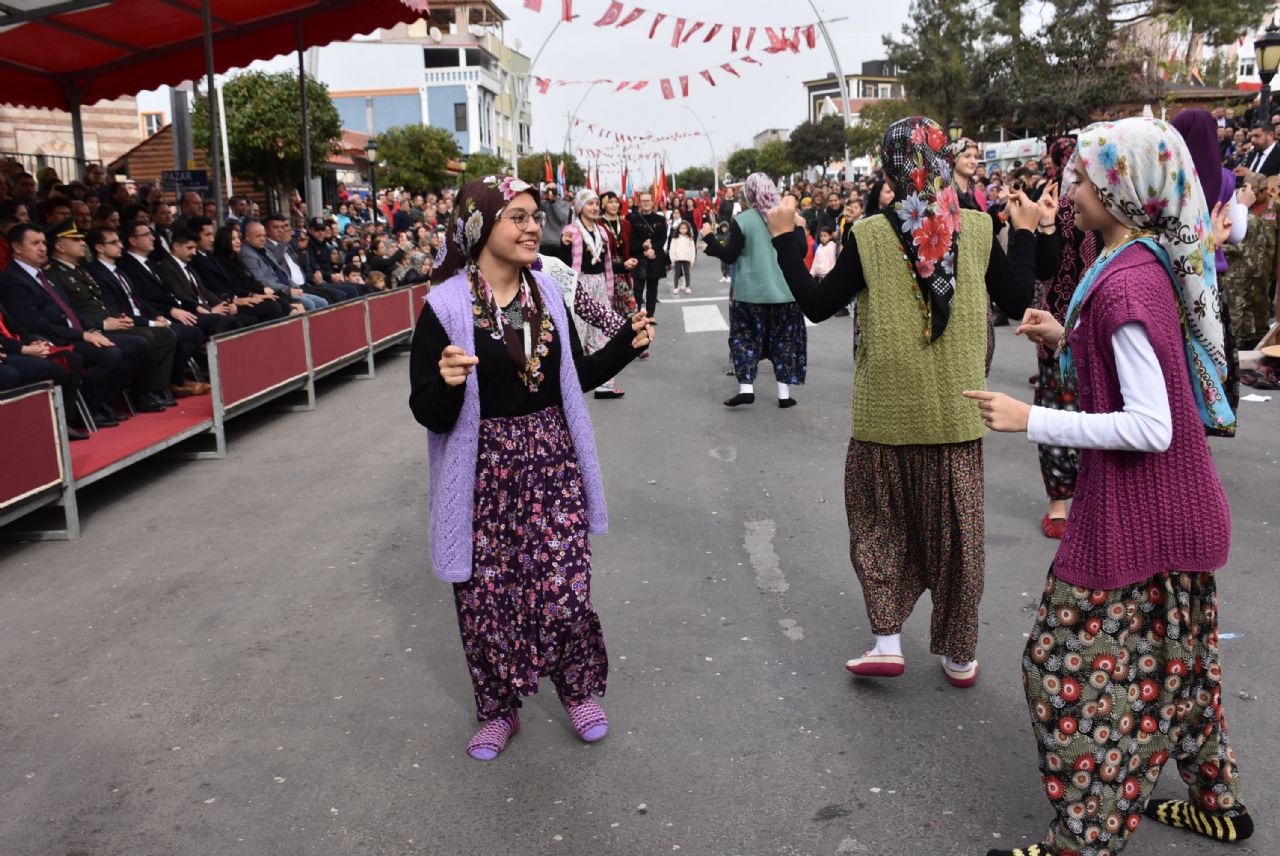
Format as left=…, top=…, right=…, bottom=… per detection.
left=1027, top=322, right=1172, bottom=453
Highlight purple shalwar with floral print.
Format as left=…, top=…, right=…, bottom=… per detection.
left=453, top=405, right=608, bottom=721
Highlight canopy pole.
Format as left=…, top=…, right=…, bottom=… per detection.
left=68, top=85, right=86, bottom=175
left=297, top=20, right=316, bottom=222
left=201, top=0, right=223, bottom=224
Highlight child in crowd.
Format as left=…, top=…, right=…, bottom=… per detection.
left=716, top=221, right=732, bottom=283
left=366, top=270, right=387, bottom=291
left=810, top=226, right=837, bottom=281
left=668, top=220, right=696, bottom=295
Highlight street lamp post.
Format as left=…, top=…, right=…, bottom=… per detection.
left=1254, top=20, right=1280, bottom=128
left=948, top=119, right=964, bottom=143
left=365, top=138, right=379, bottom=231
left=805, top=1, right=853, bottom=172
left=511, top=14, right=579, bottom=172
left=681, top=104, right=719, bottom=195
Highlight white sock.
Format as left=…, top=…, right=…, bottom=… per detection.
left=872, top=634, right=901, bottom=657
left=777, top=382, right=790, bottom=400
left=943, top=655, right=973, bottom=670
left=738, top=383, right=754, bottom=395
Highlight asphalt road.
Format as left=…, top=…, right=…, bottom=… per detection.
left=2, top=258, right=1277, bottom=856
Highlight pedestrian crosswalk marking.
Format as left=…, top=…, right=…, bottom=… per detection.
left=682, top=304, right=730, bottom=333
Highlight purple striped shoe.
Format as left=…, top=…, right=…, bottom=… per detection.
left=466, top=712, right=519, bottom=761
left=564, top=698, right=608, bottom=742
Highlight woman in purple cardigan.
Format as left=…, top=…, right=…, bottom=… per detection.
left=967, top=117, right=1251, bottom=855
left=409, top=175, right=652, bottom=761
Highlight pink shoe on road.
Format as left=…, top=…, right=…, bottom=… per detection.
left=845, top=651, right=905, bottom=677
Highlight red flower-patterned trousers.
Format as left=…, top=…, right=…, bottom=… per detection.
left=1021, top=570, right=1247, bottom=856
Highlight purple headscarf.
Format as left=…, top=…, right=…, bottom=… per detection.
left=1170, top=108, right=1222, bottom=212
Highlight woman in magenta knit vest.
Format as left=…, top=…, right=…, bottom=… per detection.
left=967, top=117, right=1252, bottom=856
left=409, top=176, right=653, bottom=761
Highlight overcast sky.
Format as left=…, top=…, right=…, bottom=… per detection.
left=507, top=0, right=913, bottom=180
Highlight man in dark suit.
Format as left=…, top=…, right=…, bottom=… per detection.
left=0, top=296, right=88, bottom=438
left=118, top=218, right=238, bottom=339
left=43, top=220, right=166, bottom=412
left=186, top=216, right=284, bottom=326
left=1242, top=123, right=1280, bottom=177
left=0, top=223, right=130, bottom=426
left=150, top=227, right=244, bottom=335
left=86, top=226, right=208, bottom=398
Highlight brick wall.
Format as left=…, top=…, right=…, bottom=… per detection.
left=0, top=96, right=141, bottom=172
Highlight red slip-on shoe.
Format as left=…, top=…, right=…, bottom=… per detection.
left=845, top=651, right=905, bottom=677
left=1041, top=513, right=1068, bottom=540
left=943, top=658, right=979, bottom=688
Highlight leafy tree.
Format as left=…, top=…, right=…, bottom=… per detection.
left=883, top=0, right=978, bottom=131
left=846, top=98, right=918, bottom=159
left=372, top=124, right=461, bottom=192
left=725, top=148, right=760, bottom=181
left=756, top=140, right=796, bottom=180
left=193, top=70, right=341, bottom=204
left=516, top=151, right=585, bottom=188
left=675, top=166, right=715, bottom=190
left=458, top=152, right=512, bottom=182
left=1108, top=0, right=1272, bottom=47
left=787, top=117, right=848, bottom=169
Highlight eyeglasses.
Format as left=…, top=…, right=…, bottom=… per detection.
left=502, top=210, right=547, bottom=231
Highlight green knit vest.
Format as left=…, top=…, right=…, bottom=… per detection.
left=732, top=209, right=794, bottom=304
left=851, top=209, right=991, bottom=445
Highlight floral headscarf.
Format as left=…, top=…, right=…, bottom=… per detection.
left=1065, top=116, right=1233, bottom=434
left=882, top=116, right=962, bottom=342
left=743, top=172, right=780, bottom=217
left=432, top=174, right=550, bottom=389
left=573, top=187, right=599, bottom=215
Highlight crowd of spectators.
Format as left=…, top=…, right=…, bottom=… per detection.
left=0, top=161, right=450, bottom=439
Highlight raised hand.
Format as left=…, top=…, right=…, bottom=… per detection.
left=1036, top=182, right=1060, bottom=225
left=439, top=344, right=479, bottom=386
left=1210, top=202, right=1232, bottom=248
left=766, top=196, right=798, bottom=237
left=1016, top=308, right=1065, bottom=348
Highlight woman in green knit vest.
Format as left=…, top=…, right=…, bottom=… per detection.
left=765, top=116, right=1050, bottom=687
left=700, top=173, right=809, bottom=409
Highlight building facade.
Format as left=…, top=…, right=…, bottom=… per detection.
left=803, top=60, right=904, bottom=124
left=0, top=97, right=142, bottom=179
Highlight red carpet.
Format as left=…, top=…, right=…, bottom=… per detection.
left=71, top=394, right=214, bottom=481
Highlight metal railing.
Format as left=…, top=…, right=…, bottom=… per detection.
left=0, top=151, right=98, bottom=183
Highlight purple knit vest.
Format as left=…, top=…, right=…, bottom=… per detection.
left=423, top=271, right=608, bottom=582
left=1053, top=244, right=1230, bottom=590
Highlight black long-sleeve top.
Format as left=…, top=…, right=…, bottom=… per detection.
left=700, top=220, right=746, bottom=263
left=409, top=298, right=643, bottom=433
left=770, top=217, right=1039, bottom=323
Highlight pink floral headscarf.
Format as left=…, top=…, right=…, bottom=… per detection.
left=881, top=116, right=962, bottom=342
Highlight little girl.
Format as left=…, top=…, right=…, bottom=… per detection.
left=809, top=226, right=837, bottom=281
left=967, top=117, right=1251, bottom=856
left=668, top=220, right=696, bottom=295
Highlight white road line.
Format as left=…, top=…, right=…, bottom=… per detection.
left=662, top=295, right=730, bottom=304
left=682, top=304, right=729, bottom=333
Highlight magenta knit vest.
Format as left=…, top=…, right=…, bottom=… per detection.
left=423, top=271, right=608, bottom=582
left=1052, top=244, right=1230, bottom=589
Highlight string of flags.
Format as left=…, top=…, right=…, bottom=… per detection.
left=532, top=54, right=783, bottom=100
left=521, top=0, right=821, bottom=54
left=572, top=120, right=703, bottom=144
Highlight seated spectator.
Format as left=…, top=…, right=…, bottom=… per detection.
left=91, top=203, right=120, bottom=231
left=368, top=234, right=406, bottom=287
left=118, top=218, right=233, bottom=340
left=86, top=225, right=206, bottom=398
left=263, top=214, right=336, bottom=306
left=365, top=270, right=387, bottom=291
left=205, top=224, right=294, bottom=319
left=340, top=265, right=365, bottom=288
left=239, top=220, right=322, bottom=310
left=174, top=191, right=203, bottom=230
left=70, top=200, right=91, bottom=234
left=188, top=218, right=285, bottom=326
left=151, top=198, right=175, bottom=257
left=0, top=223, right=131, bottom=427
left=44, top=220, right=166, bottom=412
left=0, top=294, right=88, bottom=439
left=149, top=227, right=243, bottom=336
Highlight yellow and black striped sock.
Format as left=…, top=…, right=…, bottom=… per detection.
left=1143, top=800, right=1254, bottom=842
left=985, top=845, right=1052, bottom=856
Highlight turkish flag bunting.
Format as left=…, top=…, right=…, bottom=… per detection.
left=614, top=81, right=631, bottom=92
left=740, top=55, right=762, bottom=65
left=617, top=7, right=646, bottom=27
left=704, top=24, right=722, bottom=43
left=535, top=77, right=551, bottom=94
left=745, top=27, right=756, bottom=50
left=631, top=81, right=649, bottom=91
left=648, top=13, right=666, bottom=39
left=561, top=0, right=573, bottom=22
left=721, top=62, right=740, bottom=77
left=788, top=27, right=803, bottom=52
left=731, top=26, right=741, bottom=51
left=679, top=75, right=689, bottom=96
left=523, top=0, right=542, bottom=10
left=805, top=25, right=817, bottom=49
left=593, top=1, right=623, bottom=25
left=763, top=27, right=788, bottom=53
left=660, top=79, right=675, bottom=100
left=681, top=21, right=704, bottom=44
left=671, top=18, right=685, bottom=47
left=700, top=69, right=716, bottom=86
